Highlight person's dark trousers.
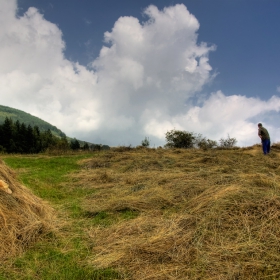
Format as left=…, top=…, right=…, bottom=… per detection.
left=262, top=139, right=270, bottom=154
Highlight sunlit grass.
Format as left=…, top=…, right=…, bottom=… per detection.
left=1, top=152, right=123, bottom=280
left=2, top=154, right=93, bottom=201
left=2, top=145, right=280, bottom=279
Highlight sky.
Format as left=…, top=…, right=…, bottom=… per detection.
left=1, top=0, right=280, bottom=147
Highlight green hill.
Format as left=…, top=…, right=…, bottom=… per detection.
left=0, top=105, right=66, bottom=138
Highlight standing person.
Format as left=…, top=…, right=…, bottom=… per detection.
left=258, top=123, right=270, bottom=155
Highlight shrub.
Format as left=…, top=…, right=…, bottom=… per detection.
left=197, top=138, right=218, bottom=150
left=165, top=129, right=237, bottom=150
left=165, top=129, right=195, bottom=149
left=141, top=137, right=150, bottom=147
left=219, top=135, right=237, bottom=148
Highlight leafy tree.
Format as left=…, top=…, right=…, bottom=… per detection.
left=165, top=129, right=196, bottom=149
left=165, top=129, right=225, bottom=150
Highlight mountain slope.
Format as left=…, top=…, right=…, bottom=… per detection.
left=0, top=105, right=66, bottom=138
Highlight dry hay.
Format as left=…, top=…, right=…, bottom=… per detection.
left=0, top=159, right=57, bottom=261
left=73, top=145, right=280, bottom=279
left=0, top=179, right=12, bottom=194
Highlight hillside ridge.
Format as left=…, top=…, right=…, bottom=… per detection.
left=0, top=105, right=66, bottom=138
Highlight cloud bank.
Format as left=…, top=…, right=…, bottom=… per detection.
left=1, top=0, right=280, bottom=146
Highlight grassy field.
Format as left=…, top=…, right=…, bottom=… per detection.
left=0, top=153, right=122, bottom=280
left=1, top=145, right=280, bottom=279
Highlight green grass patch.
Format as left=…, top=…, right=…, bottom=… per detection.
left=2, top=154, right=93, bottom=203
left=1, top=153, right=123, bottom=280
left=1, top=244, right=122, bottom=280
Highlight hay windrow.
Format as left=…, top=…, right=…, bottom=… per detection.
left=72, top=146, right=280, bottom=279
left=0, top=159, right=57, bottom=260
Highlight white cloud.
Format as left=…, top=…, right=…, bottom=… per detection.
left=90, top=4, right=216, bottom=138
left=144, top=91, right=280, bottom=146
left=0, top=0, right=280, bottom=147
left=0, top=0, right=100, bottom=135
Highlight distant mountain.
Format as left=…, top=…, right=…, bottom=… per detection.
left=0, top=105, right=109, bottom=149
left=0, top=105, right=66, bottom=138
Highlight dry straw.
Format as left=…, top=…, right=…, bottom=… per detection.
left=0, top=159, right=57, bottom=261
left=75, top=145, right=280, bottom=279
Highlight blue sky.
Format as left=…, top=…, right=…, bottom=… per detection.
left=17, top=0, right=280, bottom=98
left=1, top=0, right=280, bottom=146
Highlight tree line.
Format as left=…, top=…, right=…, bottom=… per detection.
left=0, top=117, right=235, bottom=154
left=164, top=129, right=237, bottom=149
left=141, top=129, right=237, bottom=149
left=0, top=117, right=90, bottom=154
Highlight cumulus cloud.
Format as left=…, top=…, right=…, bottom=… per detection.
left=0, top=0, right=100, bottom=133
left=0, top=0, right=280, bottom=146
left=144, top=91, right=280, bottom=146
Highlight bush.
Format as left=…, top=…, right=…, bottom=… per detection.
left=165, top=130, right=235, bottom=150
left=141, top=137, right=150, bottom=147
left=165, top=129, right=196, bottom=149
left=197, top=138, right=218, bottom=150
left=219, top=135, right=237, bottom=148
